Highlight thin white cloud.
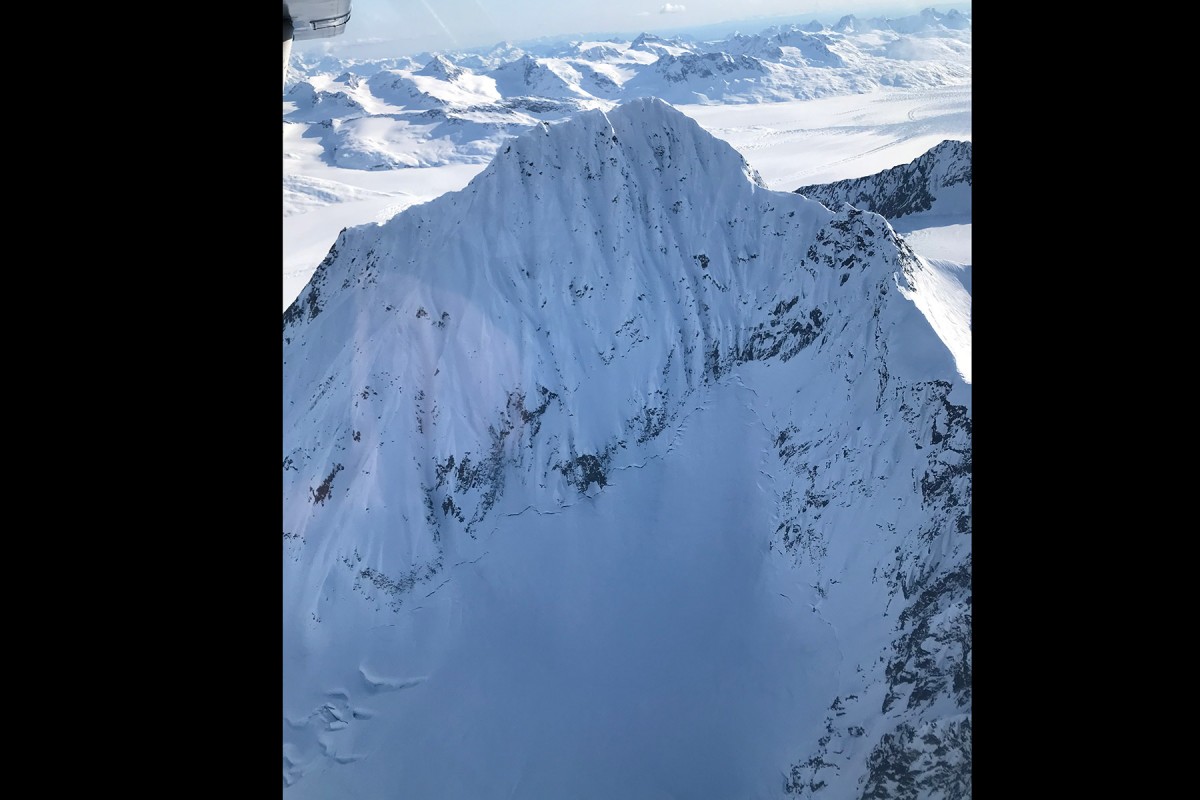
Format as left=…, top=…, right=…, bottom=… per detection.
left=659, top=3, right=686, bottom=13
left=417, top=0, right=458, bottom=46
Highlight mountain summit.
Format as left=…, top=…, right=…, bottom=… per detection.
left=283, top=98, right=971, bottom=798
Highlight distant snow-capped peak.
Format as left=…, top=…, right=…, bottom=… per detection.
left=416, top=54, right=466, bottom=81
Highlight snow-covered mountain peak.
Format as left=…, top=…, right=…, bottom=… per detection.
left=283, top=95, right=971, bottom=797
left=488, top=54, right=598, bottom=100
left=416, top=54, right=466, bottom=81
left=942, top=8, right=972, bottom=29
left=630, top=32, right=668, bottom=49
left=471, top=97, right=768, bottom=197
left=833, top=14, right=863, bottom=32
left=629, top=31, right=695, bottom=58
left=285, top=98, right=959, bottom=525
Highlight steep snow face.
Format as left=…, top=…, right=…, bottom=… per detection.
left=283, top=98, right=971, bottom=798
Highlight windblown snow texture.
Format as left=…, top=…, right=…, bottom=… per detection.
left=283, top=98, right=971, bottom=799
left=794, top=140, right=972, bottom=221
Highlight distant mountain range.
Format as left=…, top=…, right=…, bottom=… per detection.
left=284, top=10, right=970, bottom=171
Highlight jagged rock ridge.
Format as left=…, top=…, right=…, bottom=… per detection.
left=795, top=140, right=972, bottom=220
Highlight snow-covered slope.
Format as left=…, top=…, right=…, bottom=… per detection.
left=455, top=41, right=529, bottom=70
left=716, top=28, right=848, bottom=68
left=283, top=98, right=971, bottom=798
left=490, top=55, right=595, bottom=101
left=795, top=139, right=972, bottom=220
left=623, top=51, right=774, bottom=104
left=629, top=31, right=699, bottom=59
left=794, top=139, right=972, bottom=382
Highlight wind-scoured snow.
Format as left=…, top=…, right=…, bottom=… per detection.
left=283, top=98, right=971, bottom=798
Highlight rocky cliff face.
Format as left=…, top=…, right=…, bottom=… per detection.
left=795, top=140, right=972, bottom=221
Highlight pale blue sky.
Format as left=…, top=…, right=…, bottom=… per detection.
left=296, top=1, right=971, bottom=58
